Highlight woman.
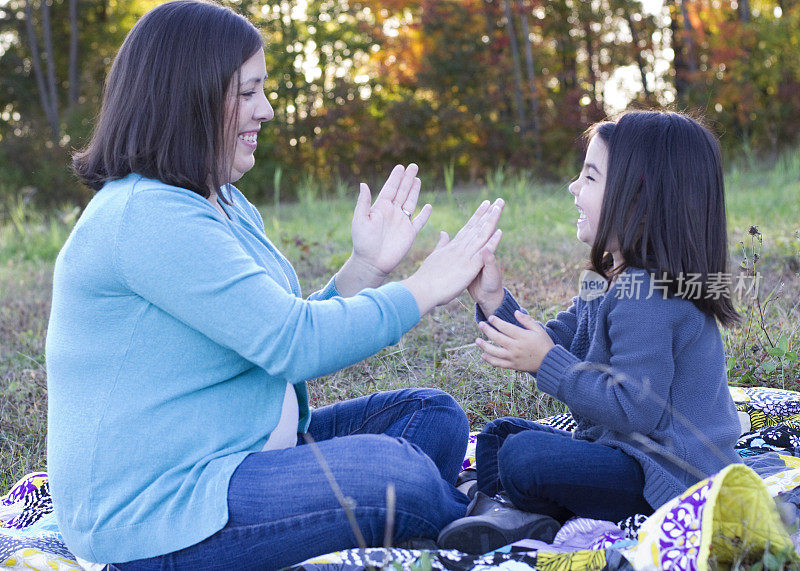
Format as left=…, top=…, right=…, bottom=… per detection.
left=45, top=1, right=503, bottom=568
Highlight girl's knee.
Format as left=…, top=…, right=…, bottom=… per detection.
left=498, top=431, right=548, bottom=468
left=481, top=416, right=524, bottom=438
left=496, top=431, right=551, bottom=490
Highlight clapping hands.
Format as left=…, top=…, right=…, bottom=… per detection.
left=476, top=311, right=555, bottom=373
left=465, top=239, right=554, bottom=373
left=400, top=198, right=505, bottom=315
left=338, top=163, right=507, bottom=318
left=351, top=164, right=432, bottom=273
left=336, top=164, right=432, bottom=297
left=467, top=246, right=505, bottom=317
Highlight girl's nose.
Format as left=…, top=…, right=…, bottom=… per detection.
left=257, top=93, right=274, bottom=122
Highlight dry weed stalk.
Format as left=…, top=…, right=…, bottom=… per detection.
left=302, top=433, right=402, bottom=570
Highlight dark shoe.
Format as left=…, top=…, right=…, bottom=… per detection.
left=469, top=491, right=513, bottom=513
left=455, top=468, right=478, bottom=499
left=437, top=492, right=560, bottom=554
left=457, top=479, right=477, bottom=500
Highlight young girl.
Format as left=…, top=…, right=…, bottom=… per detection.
left=438, top=110, right=743, bottom=553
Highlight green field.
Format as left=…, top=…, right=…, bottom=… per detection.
left=1, top=157, right=799, bottom=491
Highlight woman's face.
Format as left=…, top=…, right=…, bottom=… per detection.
left=223, top=48, right=273, bottom=185
left=568, top=135, right=609, bottom=248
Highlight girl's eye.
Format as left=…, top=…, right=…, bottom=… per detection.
left=241, top=91, right=255, bottom=98
left=587, top=176, right=596, bottom=182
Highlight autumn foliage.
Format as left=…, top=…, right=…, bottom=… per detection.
left=1, top=0, right=799, bottom=205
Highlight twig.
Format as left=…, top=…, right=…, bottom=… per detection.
left=301, top=433, right=368, bottom=558
left=569, top=362, right=737, bottom=472
left=383, top=483, right=396, bottom=550
left=16, top=351, right=46, bottom=373
left=627, top=433, right=706, bottom=480
left=444, top=342, right=477, bottom=353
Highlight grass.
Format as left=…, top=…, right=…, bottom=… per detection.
left=1, top=156, right=799, bottom=515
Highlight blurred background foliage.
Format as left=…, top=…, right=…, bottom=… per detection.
left=1, top=0, right=799, bottom=208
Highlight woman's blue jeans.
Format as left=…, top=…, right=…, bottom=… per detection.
left=476, top=417, right=653, bottom=523
left=112, top=388, right=470, bottom=570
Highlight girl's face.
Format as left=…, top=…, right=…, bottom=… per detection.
left=568, top=135, right=609, bottom=249
left=223, top=48, right=274, bottom=185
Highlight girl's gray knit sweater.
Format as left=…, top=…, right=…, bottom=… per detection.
left=481, top=268, right=742, bottom=509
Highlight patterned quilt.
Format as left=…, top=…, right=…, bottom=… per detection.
left=4, top=386, right=800, bottom=571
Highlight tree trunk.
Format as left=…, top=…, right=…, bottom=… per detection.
left=519, top=6, right=541, bottom=163
left=41, top=0, right=60, bottom=135
left=678, top=0, right=697, bottom=75
left=738, top=0, right=750, bottom=22
left=23, top=0, right=59, bottom=139
left=669, top=0, right=697, bottom=103
left=624, top=11, right=651, bottom=98
left=581, top=20, right=598, bottom=103
left=502, top=0, right=527, bottom=133
left=68, top=0, right=79, bottom=107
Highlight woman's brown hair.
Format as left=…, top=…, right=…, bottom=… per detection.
left=73, top=0, right=262, bottom=200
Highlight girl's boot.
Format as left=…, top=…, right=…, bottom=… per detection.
left=437, top=491, right=560, bottom=554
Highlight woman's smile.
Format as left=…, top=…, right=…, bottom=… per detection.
left=237, top=131, right=259, bottom=150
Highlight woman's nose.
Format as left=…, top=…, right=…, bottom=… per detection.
left=568, top=179, right=578, bottom=197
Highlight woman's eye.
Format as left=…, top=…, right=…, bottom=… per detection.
left=241, top=91, right=255, bottom=98
left=587, top=176, right=596, bottom=182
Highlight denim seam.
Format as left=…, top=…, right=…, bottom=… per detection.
left=355, top=397, right=427, bottom=435
left=224, top=506, right=441, bottom=537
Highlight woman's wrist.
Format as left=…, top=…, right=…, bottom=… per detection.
left=334, top=254, right=389, bottom=297
left=398, top=273, right=436, bottom=316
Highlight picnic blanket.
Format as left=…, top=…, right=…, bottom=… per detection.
left=0, top=473, right=82, bottom=570
left=4, top=386, right=800, bottom=570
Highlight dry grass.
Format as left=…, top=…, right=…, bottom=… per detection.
left=1, top=162, right=799, bottom=497
left=0, top=262, right=51, bottom=490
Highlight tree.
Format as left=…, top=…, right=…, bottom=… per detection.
left=503, top=0, right=527, bottom=133
left=518, top=0, right=542, bottom=163
left=68, top=0, right=79, bottom=108
left=23, top=0, right=59, bottom=139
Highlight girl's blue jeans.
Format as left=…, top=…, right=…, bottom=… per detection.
left=112, top=388, right=470, bottom=570
left=476, top=417, right=653, bottom=523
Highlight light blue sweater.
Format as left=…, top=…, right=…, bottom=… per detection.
left=45, top=174, right=420, bottom=562
left=481, top=270, right=742, bottom=508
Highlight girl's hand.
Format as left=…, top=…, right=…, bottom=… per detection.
left=476, top=310, right=555, bottom=373
left=401, top=199, right=504, bottom=314
left=467, top=248, right=505, bottom=316
left=350, top=164, right=432, bottom=275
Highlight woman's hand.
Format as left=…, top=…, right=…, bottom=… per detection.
left=400, top=198, right=504, bottom=315
left=336, top=164, right=432, bottom=296
left=467, top=248, right=505, bottom=316
left=476, top=311, right=555, bottom=373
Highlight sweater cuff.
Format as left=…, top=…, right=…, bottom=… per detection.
left=535, top=344, right=580, bottom=397
left=316, top=275, right=341, bottom=300
left=380, top=281, right=422, bottom=333
left=475, top=288, right=527, bottom=326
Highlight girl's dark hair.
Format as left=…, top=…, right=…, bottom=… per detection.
left=73, top=0, right=263, bottom=199
left=588, top=110, right=739, bottom=326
